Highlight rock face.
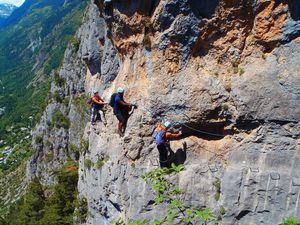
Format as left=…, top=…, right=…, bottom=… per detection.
left=28, top=0, right=300, bottom=224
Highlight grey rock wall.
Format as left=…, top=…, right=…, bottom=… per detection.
left=27, top=0, right=300, bottom=224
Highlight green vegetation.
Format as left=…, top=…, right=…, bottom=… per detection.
left=114, top=165, right=217, bottom=224
left=282, top=216, right=300, bottom=225
left=115, top=219, right=149, bottom=225
left=51, top=110, right=70, bottom=129
left=70, top=36, right=80, bottom=52
left=62, top=97, right=70, bottom=107
left=73, top=94, right=90, bottom=121
left=0, top=0, right=88, bottom=172
left=144, top=21, right=153, bottom=34
left=5, top=177, right=45, bottom=225
left=84, top=159, right=93, bottom=170
left=219, top=206, right=225, bottom=215
left=0, top=139, right=33, bottom=173
left=75, top=197, right=88, bottom=224
left=0, top=161, right=27, bottom=215
left=239, top=67, right=245, bottom=76
left=213, top=179, right=221, bottom=201
left=69, top=143, right=79, bottom=154
left=35, top=135, right=43, bottom=145
left=95, top=154, right=109, bottom=169
left=53, top=72, right=66, bottom=87
left=80, top=138, right=89, bottom=154
left=96, top=158, right=105, bottom=169
left=131, top=164, right=218, bottom=224
left=53, top=90, right=63, bottom=103
left=143, top=35, right=151, bottom=50
left=222, top=103, right=229, bottom=111
left=3, top=160, right=79, bottom=225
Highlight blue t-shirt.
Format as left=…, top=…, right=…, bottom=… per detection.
left=114, top=94, right=122, bottom=112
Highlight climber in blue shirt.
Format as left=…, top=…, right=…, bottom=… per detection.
left=112, top=87, right=137, bottom=136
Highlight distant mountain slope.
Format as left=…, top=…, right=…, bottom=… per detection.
left=0, top=3, right=17, bottom=25
left=0, top=0, right=88, bottom=170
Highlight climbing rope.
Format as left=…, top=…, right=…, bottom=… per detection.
left=179, top=123, right=226, bottom=137
left=140, top=107, right=227, bottom=138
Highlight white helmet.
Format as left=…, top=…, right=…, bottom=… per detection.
left=164, top=121, right=172, bottom=129
left=117, top=87, right=124, bottom=94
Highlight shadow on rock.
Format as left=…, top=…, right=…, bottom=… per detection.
left=165, top=142, right=187, bottom=167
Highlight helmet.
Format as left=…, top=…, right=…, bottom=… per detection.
left=117, top=87, right=124, bottom=94
left=93, top=90, right=99, bottom=94
left=164, top=121, right=172, bottom=129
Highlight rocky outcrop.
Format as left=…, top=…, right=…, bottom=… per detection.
left=28, top=0, right=300, bottom=224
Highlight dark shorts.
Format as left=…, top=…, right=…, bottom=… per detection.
left=157, top=144, right=168, bottom=167
left=116, top=111, right=128, bottom=124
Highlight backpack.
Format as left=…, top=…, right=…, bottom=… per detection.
left=155, top=129, right=167, bottom=145
left=109, top=93, right=117, bottom=108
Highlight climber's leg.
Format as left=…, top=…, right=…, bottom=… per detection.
left=99, top=109, right=107, bottom=125
left=116, top=112, right=125, bottom=136
left=91, top=107, right=97, bottom=125
left=157, top=144, right=168, bottom=168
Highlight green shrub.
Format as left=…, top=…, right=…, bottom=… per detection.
left=282, top=216, right=300, bottom=225
left=5, top=160, right=78, bottom=224
left=96, top=158, right=105, bottom=169
left=115, top=219, right=149, bottom=225
left=40, top=160, right=78, bottom=225
left=214, top=192, right=220, bottom=201
left=219, top=206, right=225, bottom=215
left=70, top=36, right=80, bottom=52
left=222, top=104, right=229, bottom=111
left=76, top=197, right=88, bottom=223
left=144, top=21, right=153, bottom=34
left=53, top=90, right=63, bottom=103
left=84, top=159, right=93, bottom=170
left=213, top=179, right=221, bottom=201
left=80, top=138, right=89, bottom=154
left=62, top=97, right=69, bottom=107
left=141, top=164, right=218, bottom=224
left=53, top=72, right=65, bottom=87
left=73, top=95, right=90, bottom=120
left=213, top=179, right=221, bottom=190
left=35, top=135, right=43, bottom=144
left=239, top=67, right=245, bottom=75
left=69, top=143, right=79, bottom=154
left=52, top=110, right=70, bottom=129
left=143, top=35, right=151, bottom=50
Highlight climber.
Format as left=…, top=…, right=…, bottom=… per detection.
left=104, top=0, right=112, bottom=7
left=91, top=91, right=108, bottom=126
left=155, top=121, right=182, bottom=168
left=111, top=87, right=137, bottom=136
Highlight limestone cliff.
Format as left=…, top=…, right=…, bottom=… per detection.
left=28, top=0, right=300, bottom=224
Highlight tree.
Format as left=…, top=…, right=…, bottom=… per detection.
left=6, top=177, right=45, bottom=225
